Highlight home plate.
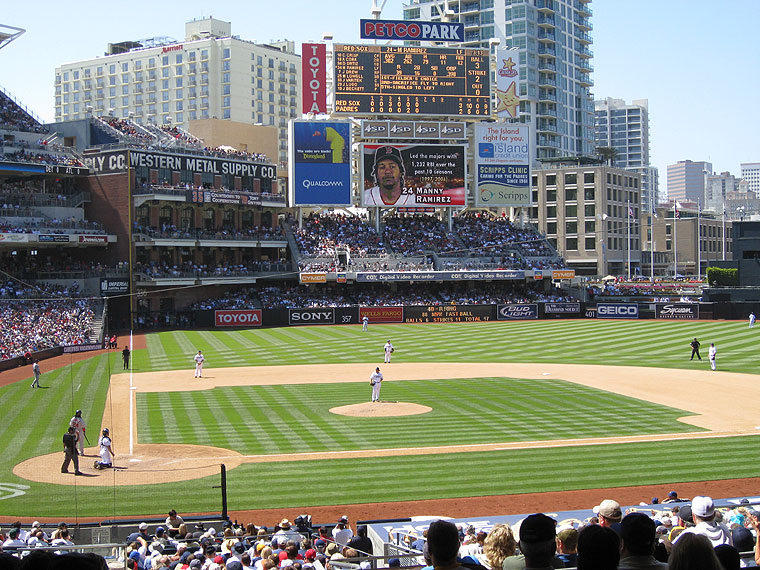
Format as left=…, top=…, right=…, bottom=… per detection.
left=130, top=459, right=142, bottom=463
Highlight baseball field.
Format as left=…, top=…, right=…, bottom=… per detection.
left=2, top=318, right=760, bottom=521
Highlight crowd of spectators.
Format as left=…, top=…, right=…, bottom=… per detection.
left=205, top=146, right=269, bottom=163
left=159, top=125, right=204, bottom=147
left=1, top=149, right=85, bottom=167
left=0, top=215, right=106, bottom=235
left=0, top=90, right=48, bottom=133
left=382, top=214, right=461, bottom=255
left=0, top=179, right=78, bottom=209
left=588, top=280, right=703, bottom=300
left=0, top=254, right=123, bottom=280
left=100, top=116, right=154, bottom=144
left=293, top=213, right=386, bottom=260
left=0, top=282, right=96, bottom=359
left=5, top=494, right=759, bottom=569
left=135, top=224, right=285, bottom=242
left=134, top=260, right=290, bottom=280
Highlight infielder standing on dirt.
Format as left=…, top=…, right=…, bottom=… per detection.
left=370, top=367, right=383, bottom=402
left=384, top=340, right=394, bottom=363
left=194, top=350, right=205, bottom=378
left=708, top=343, right=717, bottom=371
left=69, top=410, right=86, bottom=456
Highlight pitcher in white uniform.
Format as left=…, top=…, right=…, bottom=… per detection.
left=370, top=367, right=383, bottom=402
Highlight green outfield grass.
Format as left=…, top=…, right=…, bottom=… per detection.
left=0, top=319, right=757, bottom=518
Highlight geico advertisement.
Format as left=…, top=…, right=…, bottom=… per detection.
left=596, top=304, right=639, bottom=319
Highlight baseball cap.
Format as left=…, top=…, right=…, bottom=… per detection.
left=234, top=543, right=245, bottom=554
left=732, top=527, right=754, bottom=552
left=691, top=496, right=715, bottom=518
left=31, top=521, right=41, bottom=528
left=678, top=505, right=693, bottom=524
left=594, top=499, right=623, bottom=520
left=155, top=526, right=165, bottom=535
left=314, top=539, right=326, bottom=548
left=189, top=561, right=202, bottom=569
left=668, top=491, right=678, bottom=498
left=556, top=528, right=579, bottom=549
left=139, top=522, right=148, bottom=530
left=226, top=561, right=243, bottom=570
left=519, top=513, right=557, bottom=543
left=373, top=147, right=404, bottom=171
left=339, top=515, right=349, bottom=524
left=305, top=549, right=317, bottom=559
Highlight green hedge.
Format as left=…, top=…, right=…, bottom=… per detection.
left=706, top=266, right=738, bottom=286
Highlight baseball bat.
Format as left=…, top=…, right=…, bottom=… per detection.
left=84, top=432, right=91, bottom=444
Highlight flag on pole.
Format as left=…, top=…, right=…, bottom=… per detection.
left=674, top=201, right=681, bottom=219
left=628, top=206, right=634, bottom=218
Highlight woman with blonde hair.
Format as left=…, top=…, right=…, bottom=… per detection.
left=483, top=523, right=518, bottom=570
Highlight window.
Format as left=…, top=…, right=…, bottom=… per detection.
left=222, top=72, right=230, bottom=83
left=223, top=84, right=231, bottom=95
left=585, top=237, right=596, bottom=250
left=546, top=189, right=556, bottom=202
left=223, top=109, right=231, bottom=119
left=585, top=204, right=595, bottom=217
left=223, top=96, right=230, bottom=107
left=565, top=188, right=577, bottom=201
left=584, top=172, right=595, bottom=184
left=223, top=60, right=230, bottom=71
left=176, top=77, right=183, bottom=88
left=546, top=174, right=556, bottom=185
left=175, top=66, right=183, bottom=75
left=585, top=220, right=595, bottom=233
left=162, top=56, right=169, bottom=66
left=566, top=237, right=578, bottom=250
left=565, top=205, right=577, bottom=217
left=565, top=173, right=577, bottom=185
left=546, top=206, right=557, bottom=218
left=584, top=188, right=595, bottom=201
left=223, top=48, right=231, bottom=59
left=546, top=222, right=557, bottom=234
left=566, top=221, right=577, bottom=234
left=176, top=54, right=183, bottom=64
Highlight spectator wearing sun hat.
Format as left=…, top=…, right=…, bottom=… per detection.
left=674, top=496, right=732, bottom=547
left=332, top=515, right=353, bottom=547
left=275, top=519, right=305, bottom=546
left=594, top=500, right=623, bottom=528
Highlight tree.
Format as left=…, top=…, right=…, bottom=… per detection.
left=595, top=146, right=619, bottom=166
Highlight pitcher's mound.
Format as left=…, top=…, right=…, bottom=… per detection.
left=330, top=402, right=432, bottom=417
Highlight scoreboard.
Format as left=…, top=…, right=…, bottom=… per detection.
left=333, top=44, right=491, bottom=117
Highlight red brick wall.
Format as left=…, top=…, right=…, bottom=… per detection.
left=84, top=171, right=131, bottom=262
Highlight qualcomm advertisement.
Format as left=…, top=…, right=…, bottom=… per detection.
left=289, top=120, right=352, bottom=206
left=475, top=124, right=531, bottom=207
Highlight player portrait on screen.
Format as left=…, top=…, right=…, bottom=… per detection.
left=363, top=146, right=415, bottom=206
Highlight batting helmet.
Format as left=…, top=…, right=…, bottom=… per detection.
left=102, top=428, right=109, bottom=435
left=75, top=410, right=82, bottom=417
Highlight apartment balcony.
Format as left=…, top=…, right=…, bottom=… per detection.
left=577, top=2, right=592, bottom=17
left=575, top=16, right=592, bottom=31
left=538, top=137, right=561, bottom=148
left=577, top=60, right=593, bottom=73
left=461, top=2, right=481, bottom=14
left=536, top=0, right=555, bottom=13
left=538, top=61, right=557, bottom=72
left=536, top=107, right=558, bottom=118
left=538, top=75, right=556, bottom=87
left=577, top=46, right=593, bottom=58
left=538, top=46, right=556, bottom=58
left=577, top=73, right=593, bottom=87
left=537, top=14, right=556, bottom=27
left=537, top=122, right=558, bottom=133
left=538, top=90, right=557, bottom=102
left=537, top=29, right=556, bottom=43
left=464, top=32, right=481, bottom=42
left=464, top=17, right=480, bottom=28
left=576, top=31, right=592, bottom=44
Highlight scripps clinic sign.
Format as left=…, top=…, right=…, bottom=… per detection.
left=475, top=124, right=531, bottom=207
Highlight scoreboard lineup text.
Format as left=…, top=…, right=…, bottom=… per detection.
left=334, top=45, right=491, bottom=117
left=404, top=305, right=492, bottom=323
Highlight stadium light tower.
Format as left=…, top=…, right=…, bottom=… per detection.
left=0, top=24, right=25, bottom=52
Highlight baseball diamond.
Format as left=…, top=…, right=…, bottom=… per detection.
left=2, top=319, right=760, bottom=520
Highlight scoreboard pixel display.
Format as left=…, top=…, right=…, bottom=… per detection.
left=334, top=44, right=491, bottom=117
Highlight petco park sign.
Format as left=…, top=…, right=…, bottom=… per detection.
left=215, top=310, right=262, bottom=327
left=360, top=19, right=464, bottom=41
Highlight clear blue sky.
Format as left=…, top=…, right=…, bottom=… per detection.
left=2, top=1, right=758, bottom=197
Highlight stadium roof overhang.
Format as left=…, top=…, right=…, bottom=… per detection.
left=0, top=24, right=25, bottom=52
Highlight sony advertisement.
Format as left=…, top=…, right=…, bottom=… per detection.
left=361, top=143, right=466, bottom=207
left=289, top=120, right=352, bottom=206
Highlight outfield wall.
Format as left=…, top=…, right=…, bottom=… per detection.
left=187, top=302, right=735, bottom=329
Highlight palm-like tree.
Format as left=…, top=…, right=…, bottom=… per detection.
left=595, top=146, right=619, bottom=166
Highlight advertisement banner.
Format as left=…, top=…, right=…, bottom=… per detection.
left=78, top=235, right=108, bottom=244
left=100, top=278, right=129, bottom=296
left=299, top=272, right=328, bottom=284
left=302, top=43, right=327, bottom=114
left=655, top=304, right=699, bottom=320
left=360, top=306, right=404, bottom=323
left=360, top=19, right=464, bottom=42
left=497, top=304, right=538, bottom=320
left=596, top=303, right=639, bottom=319
left=215, top=309, right=262, bottom=327
left=552, top=270, right=576, bottom=280
left=38, top=234, right=70, bottom=243
left=361, top=120, right=467, bottom=140
left=475, top=123, right=531, bottom=207
left=0, top=233, right=28, bottom=243
left=63, top=343, right=103, bottom=353
left=290, top=120, right=352, bottom=206
left=355, top=270, right=524, bottom=282
left=404, top=304, right=494, bottom=323
left=544, top=302, right=581, bottom=314
left=288, top=308, right=335, bottom=325
left=187, top=190, right=262, bottom=206
left=361, top=143, right=466, bottom=207
left=496, top=46, right=521, bottom=119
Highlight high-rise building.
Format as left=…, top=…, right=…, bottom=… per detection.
left=667, top=160, right=712, bottom=203
left=740, top=162, right=760, bottom=197
left=705, top=171, right=744, bottom=211
left=403, top=0, right=596, bottom=163
left=54, top=18, right=301, bottom=166
left=594, top=97, right=658, bottom=209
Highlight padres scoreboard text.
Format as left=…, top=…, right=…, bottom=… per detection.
left=333, top=44, right=490, bottom=117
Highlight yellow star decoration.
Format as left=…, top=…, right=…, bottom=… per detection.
left=501, top=57, right=517, bottom=72
left=496, top=81, right=520, bottom=118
